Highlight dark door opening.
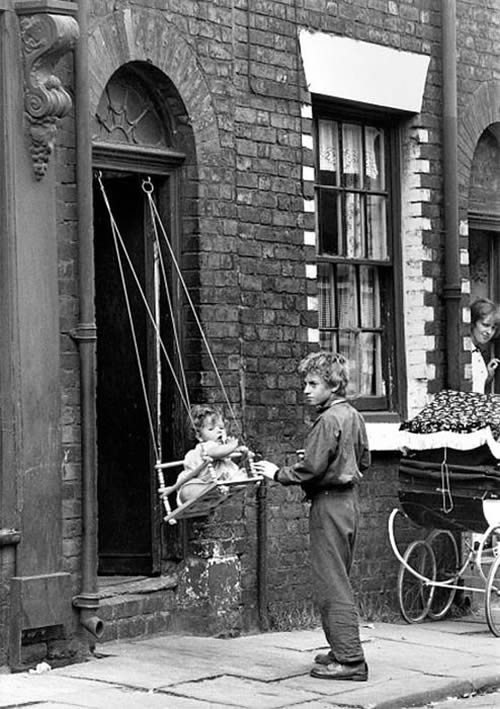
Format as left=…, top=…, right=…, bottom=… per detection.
left=469, top=226, right=500, bottom=391
left=94, top=174, right=157, bottom=575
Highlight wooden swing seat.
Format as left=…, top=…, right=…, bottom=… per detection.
left=163, top=477, right=261, bottom=525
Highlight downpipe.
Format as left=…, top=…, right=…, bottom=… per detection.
left=72, top=0, right=104, bottom=639
left=73, top=597, right=105, bottom=640
left=441, top=0, right=461, bottom=390
left=79, top=609, right=104, bottom=640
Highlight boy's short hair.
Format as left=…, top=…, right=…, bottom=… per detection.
left=298, top=351, right=349, bottom=396
left=470, top=297, right=499, bottom=327
left=188, top=404, right=224, bottom=437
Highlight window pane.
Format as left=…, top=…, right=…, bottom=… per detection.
left=343, top=124, right=363, bottom=189
left=94, top=71, right=168, bottom=148
left=339, top=331, right=358, bottom=397
left=367, top=195, right=388, bottom=259
left=319, top=329, right=338, bottom=352
left=318, top=263, right=336, bottom=328
left=318, top=188, right=341, bottom=255
left=365, top=126, right=385, bottom=190
left=339, top=332, right=384, bottom=397
left=337, top=264, right=358, bottom=329
left=319, top=262, right=386, bottom=399
left=359, top=332, right=384, bottom=396
left=318, top=119, right=339, bottom=186
left=360, top=267, right=380, bottom=328
left=345, top=193, right=364, bottom=257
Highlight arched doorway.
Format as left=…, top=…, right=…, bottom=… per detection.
left=468, top=124, right=500, bottom=389
left=92, top=63, right=191, bottom=575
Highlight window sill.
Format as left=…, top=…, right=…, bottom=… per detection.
left=365, top=416, right=402, bottom=451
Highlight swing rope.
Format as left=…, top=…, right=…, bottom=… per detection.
left=96, top=173, right=194, bottom=463
left=142, top=179, right=243, bottom=442
left=96, top=173, right=246, bottom=463
left=142, top=178, right=192, bottom=417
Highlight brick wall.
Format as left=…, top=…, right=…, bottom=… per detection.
left=53, top=0, right=500, bottom=642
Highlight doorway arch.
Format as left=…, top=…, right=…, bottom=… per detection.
left=92, top=62, right=193, bottom=576
left=468, top=125, right=500, bottom=306
left=462, top=80, right=500, bottom=391
left=88, top=6, right=221, bottom=159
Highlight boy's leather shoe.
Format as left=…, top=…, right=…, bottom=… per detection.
left=313, top=651, right=336, bottom=665
left=310, top=661, right=368, bottom=681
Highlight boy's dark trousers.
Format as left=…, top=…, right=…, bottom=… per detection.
left=309, top=487, right=365, bottom=665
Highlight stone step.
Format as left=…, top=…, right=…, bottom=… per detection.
left=96, top=574, right=180, bottom=643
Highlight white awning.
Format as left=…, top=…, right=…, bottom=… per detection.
left=299, top=29, right=430, bottom=113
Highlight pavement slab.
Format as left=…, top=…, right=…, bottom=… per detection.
left=0, top=619, right=499, bottom=709
left=0, top=673, right=241, bottom=709
left=0, top=674, right=196, bottom=708
left=2, top=686, right=220, bottom=709
left=281, top=665, right=414, bottom=697
left=160, top=675, right=321, bottom=708
left=61, top=645, right=309, bottom=685
left=57, top=654, right=225, bottom=689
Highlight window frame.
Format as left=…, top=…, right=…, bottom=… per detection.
left=312, top=98, right=406, bottom=416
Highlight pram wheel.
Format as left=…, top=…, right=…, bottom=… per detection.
left=425, top=530, right=459, bottom=620
left=485, top=553, right=500, bottom=637
left=397, top=540, right=436, bottom=623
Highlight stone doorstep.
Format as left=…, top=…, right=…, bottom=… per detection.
left=94, top=575, right=180, bottom=643
left=96, top=573, right=178, bottom=599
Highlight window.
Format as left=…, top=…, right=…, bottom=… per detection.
left=313, top=104, right=402, bottom=411
left=93, top=66, right=170, bottom=148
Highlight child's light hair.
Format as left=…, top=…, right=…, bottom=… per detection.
left=188, top=404, right=224, bottom=438
left=298, top=351, right=349, bottom=396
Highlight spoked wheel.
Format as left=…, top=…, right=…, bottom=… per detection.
left=475, top=526, right=498, bottom=584
left=485, top=553, right=500, bottom=637
left=398, top=539, right=436, bottom=624
left=426, top=529, right=459, bottom=620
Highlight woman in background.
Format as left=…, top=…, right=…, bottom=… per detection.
left=470, top=297, right=500, bottom=393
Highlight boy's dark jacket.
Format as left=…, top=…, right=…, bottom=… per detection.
left=275, top=397, right=370, bottom=497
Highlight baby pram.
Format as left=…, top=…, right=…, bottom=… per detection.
left=388, top=391, right=500, bottom=636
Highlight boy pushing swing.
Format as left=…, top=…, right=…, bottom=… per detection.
left=254, top=351, right=370, bottom=681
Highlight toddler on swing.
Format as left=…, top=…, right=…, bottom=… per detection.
left=176, top=404, right=249, bottom=504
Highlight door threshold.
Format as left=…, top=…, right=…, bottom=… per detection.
left=97, top=573, right=178, bottom=599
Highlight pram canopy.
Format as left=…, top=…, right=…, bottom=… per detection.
left=399, top=390, right=500, bottom=459
left=398, top=390, right=500, bottom=533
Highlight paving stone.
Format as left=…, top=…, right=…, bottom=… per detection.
left=56, top=654, right=218, bottom=689
left=78, top=638, right=310, bottom=683
left=162, top=674, right=321, bottom=708
left=0, top=675, right=212, bottom=708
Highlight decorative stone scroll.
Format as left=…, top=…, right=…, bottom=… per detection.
left=20, top=13, right=79, bottom=179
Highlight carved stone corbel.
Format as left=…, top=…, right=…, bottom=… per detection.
left=20, top=13, right=79, bottom=179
